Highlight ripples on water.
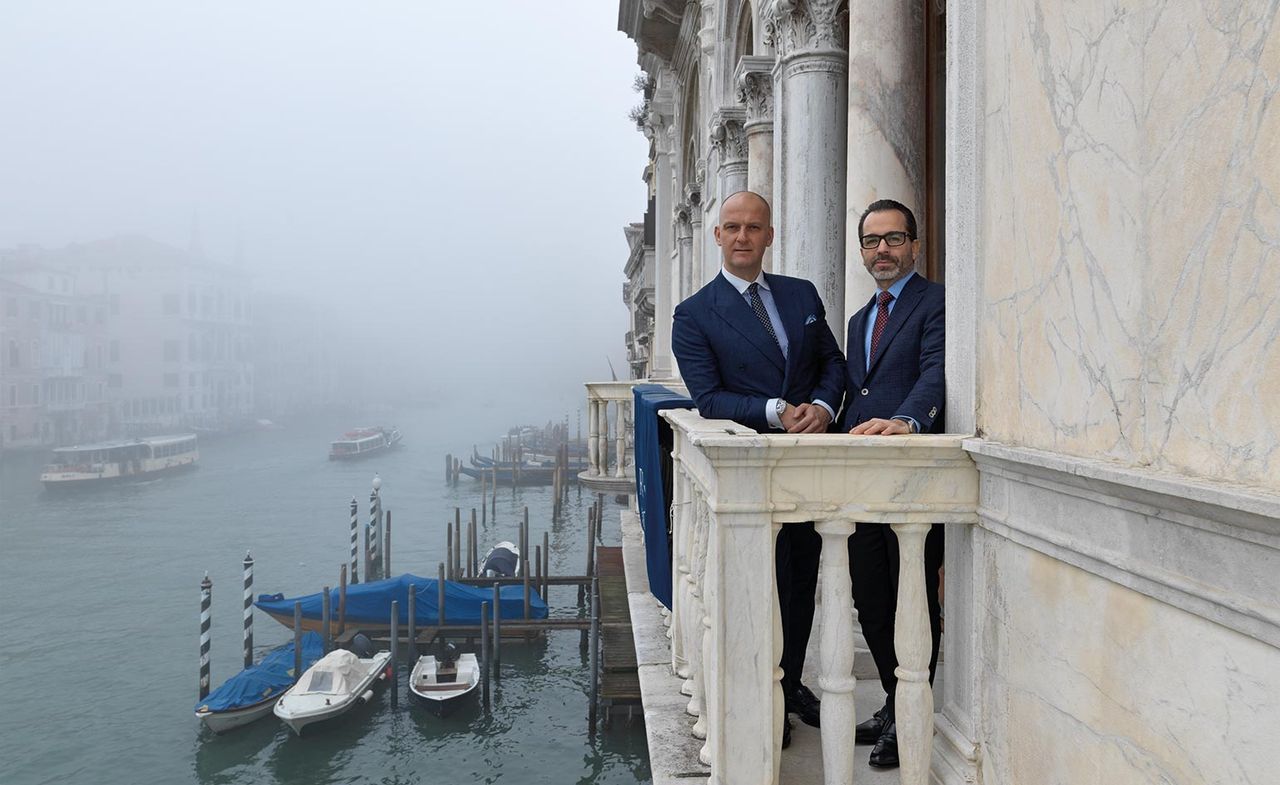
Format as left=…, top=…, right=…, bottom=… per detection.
left=0, top=410, right=651, bottom=785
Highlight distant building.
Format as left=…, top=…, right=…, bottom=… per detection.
left=0, top=248, right=112, bottom=448
left=0, top=236, right=254, bottom=447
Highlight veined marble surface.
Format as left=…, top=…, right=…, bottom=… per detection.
left=978, top=0, right=1280, bottom=489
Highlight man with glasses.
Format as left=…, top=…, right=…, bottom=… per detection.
left=839, top=198, right=945, bottom=769
left=672, top=190, right=846, bottom=750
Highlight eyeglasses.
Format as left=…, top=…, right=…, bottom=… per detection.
left=859, top=231, right=912, bottom=250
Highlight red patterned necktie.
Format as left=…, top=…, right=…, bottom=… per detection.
left=869, top=290, right=894, bottom=363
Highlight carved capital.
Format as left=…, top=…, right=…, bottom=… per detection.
left=709, top=108, right=748, bottom=165
left=734, top=55, right=776, bottom=127
left=674, top=201, right=694, bottom=238
left=763, top=0, right=848, bottom=59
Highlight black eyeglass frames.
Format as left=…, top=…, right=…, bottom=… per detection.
left=859, top=231, right=912, bottom=250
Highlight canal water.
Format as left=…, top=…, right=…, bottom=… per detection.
left=0, top=407, right=651, bottom=785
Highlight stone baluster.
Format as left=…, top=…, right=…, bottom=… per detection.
left=596, top=399, right=610, bottom=477
left=892, top=522, right=935, bottom=785
left=816, top=519, right=858, bottom=784
left=764, top=0, right=849, bottom=340
left=614, top=398, right=628, bottom=478
left=669, top=454, right=691, bottom=678
left=687, top=492, right=711, bottom=742
left=587, top=395, right=600, bottom=476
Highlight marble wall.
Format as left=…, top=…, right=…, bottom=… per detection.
left=977, top=0, right=1280, bottom=490
left=977, top=536, right=1278, bottom=785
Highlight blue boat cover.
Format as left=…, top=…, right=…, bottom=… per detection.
left=633, top=384, right=694, bottom=609
left=255, top=573, right=548, bottom=625
left=196, top=631, right=323, bottom=713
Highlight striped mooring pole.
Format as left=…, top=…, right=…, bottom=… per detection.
left=368, top=478, right=381, bottom=575
left=349, top=496, right=360, bottom=584
left=242, top=551, right=254, bottom=669
left=199, top=572, right=212, bottom=700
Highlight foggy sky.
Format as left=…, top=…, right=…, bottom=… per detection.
left=0, top=2, right=648, bottom=422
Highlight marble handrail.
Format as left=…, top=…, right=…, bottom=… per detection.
left=584, top=381, right=639, bottom=479
left=661, top=407, right=979, bottom=785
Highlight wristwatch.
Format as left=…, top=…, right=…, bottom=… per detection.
left=775, top=399, right=788, bottom=419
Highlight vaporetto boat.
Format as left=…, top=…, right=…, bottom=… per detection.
left=39, top=433, right=199, bottom=488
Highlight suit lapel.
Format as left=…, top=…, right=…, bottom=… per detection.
left=849, top=296, right=874, bottom=388
left=866, top=275, right=926, bottom=378
left=710, top=275, right=786, bottom=372
left=766, top=274, right=805, bottom=385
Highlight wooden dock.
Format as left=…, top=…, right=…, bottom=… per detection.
left=596, top=545, right=641, bottom=719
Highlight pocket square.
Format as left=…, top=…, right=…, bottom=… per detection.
left=804, top=314, right=818, bottom=325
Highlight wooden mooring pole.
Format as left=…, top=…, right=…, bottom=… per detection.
left=542, top=531, right=550, bottom=599
left=389, top=600, right=399, bottom=709
left=199, top=572, right=212, bottom=700
left=491, top=582, right=502, bottom=675
left=242, top=552, right=254, bottom=669
left=588, top=576, right=600, bottom=732
left=293, top=602, right=303, bottom=679
left=446, top=522, right=454, bottom=580
left=437, top=563, right=447, bottom=626
left=480, top=600, right=491, bottom=708
left=339, top=564, right=348, bottom=635
left=321, top=585, right=332, bottom=653
left=383, top=509, right=392, bottom=576
left=407, top=584, right=417, bottom=657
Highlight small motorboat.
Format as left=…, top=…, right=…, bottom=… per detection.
left=478, top=541, right=521, bottom=578
left=409, top=642, right=480, bottom=716
left=195, top=632, right=324, bottom=733
left=273, top=646, right=391, bottom=735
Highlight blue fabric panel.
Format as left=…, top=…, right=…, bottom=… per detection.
left=255, top=573, right=548, bottom=625
left=633, top=383, right=694, bottom=609
left=197, top=631, right=324, bottom=713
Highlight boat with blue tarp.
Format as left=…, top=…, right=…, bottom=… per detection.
left=255, top=573, right=548, bottom=633
left=194, top=631, right=324, bottom=733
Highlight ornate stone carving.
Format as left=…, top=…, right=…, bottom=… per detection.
left=734, top=55, right=776, bottom=126
left=763, top=0, right=849, bottom=58
left=709, top=109, right=748, bottom=164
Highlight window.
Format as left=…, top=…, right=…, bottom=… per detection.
left=7, top=385, right=15, bottom=406
left=110, top=341, right=119, bottom=362
left=31, top=384, right=39, bottom=405
left=164, top=340, right=180, bottom=362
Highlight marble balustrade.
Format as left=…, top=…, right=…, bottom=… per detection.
left=661, top=407, right=979, bottom=785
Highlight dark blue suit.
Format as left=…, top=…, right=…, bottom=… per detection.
left=672, top=270, right=845, bottom=691
left=841, top=272, right=945, bottom=714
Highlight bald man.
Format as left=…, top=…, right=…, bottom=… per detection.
left=672, top=190, right=846, bottom=748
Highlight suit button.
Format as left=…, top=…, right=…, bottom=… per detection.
left=860, top=388, right=869, bottom=396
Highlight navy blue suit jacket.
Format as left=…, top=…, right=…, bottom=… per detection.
left=672, top=272, right=846, bottom=432
left=840, top=274, right=945, bottom=433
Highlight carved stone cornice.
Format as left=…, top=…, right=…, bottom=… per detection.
left=762, top=0, right=849, bottom=60
left=734, top=55, right=776, bottom=128
left=671, top=4, right=702, bottom=82
left=709, top=108, right=748, bottom=164
left=619, top=0, right=684, bottom=62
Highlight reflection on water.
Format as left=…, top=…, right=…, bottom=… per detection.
left=0, top=409, right=650, bottom=785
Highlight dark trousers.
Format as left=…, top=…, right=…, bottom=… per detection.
left=848, top=522, right=944, bottom=713
left=776, top=521, right=821, bottom=690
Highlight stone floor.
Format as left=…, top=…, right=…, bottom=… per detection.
left=621, top=509, right=931, bottom=785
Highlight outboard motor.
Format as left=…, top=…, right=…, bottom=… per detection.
left=351, top=633, right=376, bottom=658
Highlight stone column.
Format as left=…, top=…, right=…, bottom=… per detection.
left=686, top=183, right=707, bottom=291
left=735, top=55, right=776, bottom=271
left=844, top=0, right=925, bottom=330
left=765, top=0, right=849, bottom=342
left=675, top=201, right=694, bottom=303
left=646, top=93, right=676, bottom=380
left=710, top=108, right=749, bottom=198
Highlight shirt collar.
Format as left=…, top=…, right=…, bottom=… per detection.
left=721, top=268, right=769, bottom=295
left=882, top=271, right=916, bottom=301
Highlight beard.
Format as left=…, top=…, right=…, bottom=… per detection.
left=867, top=256, right=909, bottom=281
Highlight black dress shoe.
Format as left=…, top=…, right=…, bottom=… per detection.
left=784, top=683, right=821, bottom=728
left=868, top=721, right=899, bottom=769
left=781, top=716, right=793, bottom=749
left=855, top=705, right=890, bottom=744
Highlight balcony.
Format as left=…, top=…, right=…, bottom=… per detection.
left=659, top=407, right=979, bottom=785
left=579, top=380, right=686, bottom=496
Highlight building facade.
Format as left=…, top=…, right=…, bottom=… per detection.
left=616, top=1, right=1278, bottom=783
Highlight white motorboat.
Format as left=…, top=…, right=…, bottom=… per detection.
left=477, top=541, right=521, bottom=578
left=273, top=648, right=391, bottom=735
left=409, top=651, right=480, bottom=716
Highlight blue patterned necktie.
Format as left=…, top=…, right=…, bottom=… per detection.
left=746, top=282, right=781, bottom=350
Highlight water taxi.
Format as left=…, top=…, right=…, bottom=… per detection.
left=40, top=434, right=199, bottom=488
left=328, top=426, right=402, bottom=460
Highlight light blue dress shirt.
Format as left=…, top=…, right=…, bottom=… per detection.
left=720, top=269, right=835, bottom=429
